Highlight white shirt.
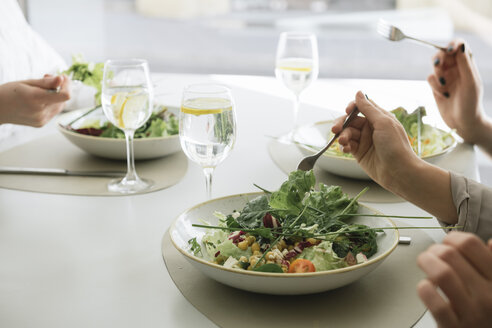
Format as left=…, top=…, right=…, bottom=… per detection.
left=0, top=0, right=66, bottom=145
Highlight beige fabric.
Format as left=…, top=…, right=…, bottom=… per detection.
left=448, top=172, right=492, bottom=241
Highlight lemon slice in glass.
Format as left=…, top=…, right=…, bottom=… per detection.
left=181, top=97, right=232, bottom=116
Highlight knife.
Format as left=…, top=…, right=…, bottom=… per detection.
left=0, top=166, right=126, bottom=178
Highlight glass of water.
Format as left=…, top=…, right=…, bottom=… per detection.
left=275, top=32, right=319, bottom=130
left=101, top=59, right=153, bottom=193
left=179, top=84, right=236, bottom=199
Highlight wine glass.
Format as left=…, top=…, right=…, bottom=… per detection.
left=101, top=59, right=153, bottom=193
left=275, top=32, right=319, bottom=131
left=179, top=84, right=236, bottom=199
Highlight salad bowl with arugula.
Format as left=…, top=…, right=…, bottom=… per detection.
left=294, top=107, right=456, bottom=180
left=170, top=170, right=399, bottom=295
left=57, top=105, right=180, bottom=160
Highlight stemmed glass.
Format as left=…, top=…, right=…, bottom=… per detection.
left=275, top=32, right=319, bottom=131
left=179, top=84, right=236, bottom=199
left=101, top=59, right=153, bottom=193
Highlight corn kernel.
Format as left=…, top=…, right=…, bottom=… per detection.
left=253, top=250, right=262, bottom=256
left=251, top=242, right=260, bottom=253
left=266, top=251, right=275, bottom=261
left=247, top=236, right=256, bottom=245
left=239, top=256, right=248, bottom=263
left=237, top=240, right=249, bottom=250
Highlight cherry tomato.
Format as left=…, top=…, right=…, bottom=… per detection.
left=288, top=259, right=316, bottom=273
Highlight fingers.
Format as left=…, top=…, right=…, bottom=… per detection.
left=338, top=126, right=361, bottom=145
left=443, top=232, right=492, bottom=280
left=353, top=91, right=388, bottom=123
left=417, top=251, right=470, bottom=317
left=454, top=42, right=480, bottom=86
left=24, top=75, right=63, bottom=89
left=427, top=74, right=448, bottom=100
left=417, top=279, right=459, bottom=327
left=426, top=243, right=484, bottom=292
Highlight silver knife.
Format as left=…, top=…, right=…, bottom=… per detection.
left=0, top=166, right=126, bottom=178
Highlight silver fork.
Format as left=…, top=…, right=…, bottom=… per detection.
left=297, top=107, right=359, bottom=171
left=377, top=19, right=447, bottom=51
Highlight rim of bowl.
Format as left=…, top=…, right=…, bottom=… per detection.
left=57, top=107, right=179, bottom=142
left=169, top=192, right=400, bottom=278
left=295, top=120, right=457, bottom=161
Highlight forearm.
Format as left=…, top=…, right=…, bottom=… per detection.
left=386, top=159, right=458, bottom=224
left=475, top=117, right=492, bottom=157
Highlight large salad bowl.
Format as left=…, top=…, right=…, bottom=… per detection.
left=169, top=192, right=399, bottom=295
left=57, top=107, right=181, bottom=160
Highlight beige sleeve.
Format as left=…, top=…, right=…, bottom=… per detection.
left=443, top=172, right=492, bottom=241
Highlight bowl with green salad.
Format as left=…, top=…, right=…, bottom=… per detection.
left=170, top=170, right=400, bottom=295
left=293, top=106, right=456, bottom=180
left=57, top=105, right=180, bottom=160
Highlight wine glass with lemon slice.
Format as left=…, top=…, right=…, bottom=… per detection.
left=101, top=59, right=153, bottom=193
left=179, top=84, right=236, bottom=199
left=275, top=32, right=319, bottom=131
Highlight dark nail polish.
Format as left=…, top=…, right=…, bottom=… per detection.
left=461, top=44, right=465, bottom=53
left=434, top=58, right=440, bottom=66
left=439, top=77, right=446, bottom=86
left=444, top=92, right=450, bottom=98
left=365, top=94, right=369, bottom=100
left=447, top=46, right=454, bottom=53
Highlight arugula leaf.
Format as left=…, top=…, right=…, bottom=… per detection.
left=188, top=237, right=202, bottom=256
left=305, top=184, right=356, bottom=221
left=253, top=263, right=284, bottom=273
left=269, top=170, right=315, bottom=215
left=236, top=195, right=270, bottom=229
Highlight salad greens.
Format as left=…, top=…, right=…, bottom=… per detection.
left=71, top=105, right=179, bottom=139
left=323, top=106, right=454, bottom=158
left=189, top=170, right=395, bottom=273
left=62, top=54, right=104, bottom=105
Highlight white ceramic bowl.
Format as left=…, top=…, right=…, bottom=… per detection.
left=57, top=107, right=181, bottom=160
left=294, top=121, right=456, bottom=180
left=170, top=192, right=399, bottom=295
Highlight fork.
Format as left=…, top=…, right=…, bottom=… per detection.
left=297, top=107, right=359, bottom=171
left=377, top=19, right=447, bottom=51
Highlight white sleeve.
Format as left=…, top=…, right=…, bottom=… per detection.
left=0, top=0, right=66, bottom=84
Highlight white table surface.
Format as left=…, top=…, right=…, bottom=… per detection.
left=0, top=74, right=479, bottom=328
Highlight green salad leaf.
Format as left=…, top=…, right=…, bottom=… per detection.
left=253, top=263, right=284, bottom=273
left=269, top=170, right=316, bottom=215
left=62, top=54, right=104, bottom=105
left=391, top=106, right=426, bottom=138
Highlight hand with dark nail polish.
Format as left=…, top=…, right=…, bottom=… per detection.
left=427, top=39, right=492, bottom=154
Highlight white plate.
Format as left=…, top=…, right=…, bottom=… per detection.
left=57, top=107, right=181, bottom=160
left=294, top=121, right=456, bottom=180
left=170, top=192, right=399, bottom=295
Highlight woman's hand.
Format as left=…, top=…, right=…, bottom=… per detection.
left=332, top=91, right=458, bottom=223
left=428, top=39, right=492, bottom=148
left=417, top=232, right=492, bottom=328
left=0, top=74, right=70, bottom=127
left=332, top=91, right=420, bottom=191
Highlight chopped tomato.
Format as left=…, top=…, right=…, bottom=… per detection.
left=288, top=259, right=316, bottom=273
